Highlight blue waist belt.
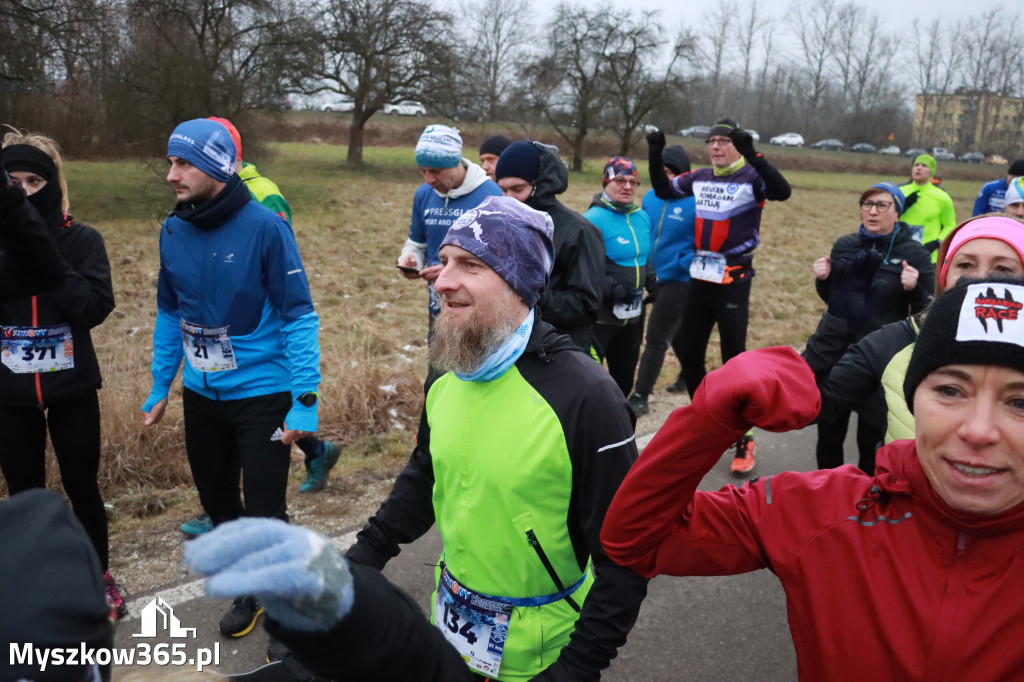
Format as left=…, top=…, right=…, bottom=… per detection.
left=441, top=564, right=588, bottom=608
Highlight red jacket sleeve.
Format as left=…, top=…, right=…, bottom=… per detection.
left=601, top=347, right=820, bottom=578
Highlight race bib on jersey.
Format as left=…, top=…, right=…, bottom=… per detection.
left=690, top=250, right=727, bottom=283
left=182, top=320, right=237, bottom=372
left=433, top=567, right=511, bottom=679
left=612, top=290, right=643, bottom=320
left=1, top=324, right=74, bottom=374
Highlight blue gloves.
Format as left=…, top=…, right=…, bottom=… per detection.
left=184, top=518, right=354, bottom=632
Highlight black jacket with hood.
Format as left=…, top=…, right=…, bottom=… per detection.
left=524, top=143, right=605, bottom=352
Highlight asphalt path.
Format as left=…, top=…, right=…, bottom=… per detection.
left=113, top=421, right=847, bottom=680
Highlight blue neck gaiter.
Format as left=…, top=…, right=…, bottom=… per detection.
left=455, top=309, right=534, bottom=383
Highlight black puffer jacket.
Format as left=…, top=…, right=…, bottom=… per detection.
left=0, top=209, right=114, bottom=406
left=524, top=142, right=605, bottom=351
left=815, top=224, right=934, bottom=338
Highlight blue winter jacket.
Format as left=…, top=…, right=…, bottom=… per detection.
left=143, top=177, right=321, bottom=431
left=641, top=189, right=695, bottom=284
left=973, top=178, right=1008, bottom=216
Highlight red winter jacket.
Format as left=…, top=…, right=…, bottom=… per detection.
left=602, top=347, right=1024, bottom=682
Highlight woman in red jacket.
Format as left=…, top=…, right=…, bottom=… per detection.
left=602, top=274, right=1024, bottom=681
left=0, top=131, right=123, bottom=617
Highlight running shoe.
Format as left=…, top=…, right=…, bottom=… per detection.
left=180, top=513, right=213, bottom=536
left=627, top=392, right=650, bottom=417
left=104, top=571, right=128, bottom=620
left=300, top=441, right=342, bottom=493
left=220, top=595, right=264, bottom=638
left=665, top=379, right=688, bottom=394
left=730, top=435, right=756, bottom=475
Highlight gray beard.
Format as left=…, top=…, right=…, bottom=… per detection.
left=429, top=290, right=523, bottom=375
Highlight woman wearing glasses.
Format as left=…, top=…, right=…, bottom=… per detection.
left=811, top=182, right=934, bottom=473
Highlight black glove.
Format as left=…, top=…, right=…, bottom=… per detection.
left=646, top=129, right=666, bottom=154
left=644, top=270, right=659, bottom=304
left=826, top=250, right=883, bottom=330
left=606, top=277, right=627, bottom=304
left=728, top=128, right=757, bottom=162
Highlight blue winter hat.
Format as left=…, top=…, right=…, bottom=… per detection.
left=167, top=119, right=237, bottom=182
left=495, top=140, right=542, bottom=184
left=870, top=181, right=906, bottom=215
left=441, top=195, right=554, bottom=308
left=415, top=124, right=463, bottom=169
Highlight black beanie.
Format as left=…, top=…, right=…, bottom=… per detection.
left=904, top=276, right=1024, bottom=412
left=708, top=118, right=739, bottom=139
left=495, top=140, right=542, bottom=184
left=1009, top=158, right=1024, bottom=177
left=0, top=489, right=114, bottom=682
left=662, top=145, right=691, bottom=174
left=480, top=134, right=512, bottom=158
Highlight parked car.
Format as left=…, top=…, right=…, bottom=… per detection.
left=851, top=143, right=877, bottom=153
left=903, top=148, right=928, bottom=158
left=679, top=125, right=711, bottom=139
left=986, top=154, right=1009, bottom=165
left=878, top=145, right=901, bottom=156
left=811, top=138, right=845, bottom=151
left=320, top=97, right=355, bottom=113
left=384, top=100, right=426, bottom=116
left=452, top=107, right=486, bottom=122
left=260, top=95, right=292, bottom=110
left=929, top=147, right=956, bottom=161
left=959, top=152, right=985, bottom=164
left=769, top=132, right=805, bottom=147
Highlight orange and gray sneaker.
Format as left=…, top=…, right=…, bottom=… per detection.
left=104, top=570, right=127, bottom=620
left=730, top=435, right=756, bottom=475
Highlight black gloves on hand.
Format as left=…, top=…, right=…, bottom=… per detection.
left=826, top=250, right=883, bottom=330
left=644, top=271, right=659, bottom=304
left=646, top=130, right=666, bottom=154
left=728, top=128, right=757, bottom=162
left=607, top=277, right=628, bottom=304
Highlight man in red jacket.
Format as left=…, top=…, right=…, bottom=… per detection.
left=602, top=275, right=1024, bottom=681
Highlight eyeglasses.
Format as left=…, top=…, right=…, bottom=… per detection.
left=610, top=177, right=640, bottom=188
left=860, top=200, right=894, bottom=211
left=705, top=137, right=733, bottom=146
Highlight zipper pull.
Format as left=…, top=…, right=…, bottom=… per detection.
left=956, top=530, right=969, bottom=553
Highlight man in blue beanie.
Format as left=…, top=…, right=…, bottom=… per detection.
left=349, top=195, right=648, bottom=681
left=396, top=124, right=500, bottom=330
left=141, top=118, right=322, bottom=641
left=494, top=140, right=605, bottom=352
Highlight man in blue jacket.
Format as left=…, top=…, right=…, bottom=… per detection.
left=141, top=119, right=321, bottom=640
left=973, top=158, right=1024, bottom=216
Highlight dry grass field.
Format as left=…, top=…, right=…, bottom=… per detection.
left=13, top=116, right=989, bottom=539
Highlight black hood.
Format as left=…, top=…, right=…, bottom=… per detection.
left=526, top=142, right=569, bottom=209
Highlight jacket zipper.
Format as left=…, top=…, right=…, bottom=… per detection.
left=525, top=529, right=580, bottom=612
left=31, top=296, right=43, bottom=406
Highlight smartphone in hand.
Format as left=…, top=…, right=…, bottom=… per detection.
left=396, top=264, right=420, bottom=274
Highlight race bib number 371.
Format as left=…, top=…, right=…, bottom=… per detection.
left=1, top=324, right=74, bottom=374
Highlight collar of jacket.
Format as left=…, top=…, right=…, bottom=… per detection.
left=874, top=440, right=1024, bottom=536
left=591, top=192, right=640, bottom=214
left=172, top=174, right=250, bottom=230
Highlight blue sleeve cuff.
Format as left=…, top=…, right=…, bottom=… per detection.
left=285, top=402, right=318, bottom=432
left=142, top=386, right=170, bottom=413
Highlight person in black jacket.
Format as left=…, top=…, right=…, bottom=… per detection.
left=494, top=140, right=605, bottom=353
left=0, top=132, right=121, bottom=615
left=0, top=143, right=66, bottom=297
left=810, top=182, right=934, bottom=473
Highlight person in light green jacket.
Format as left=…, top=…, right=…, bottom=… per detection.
left=899, top=153, right=956, bottom=262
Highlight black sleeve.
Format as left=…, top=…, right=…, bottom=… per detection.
left=815, top=275, right=831, bottom=304
left=345, top=407, right=436, bottom=570
left=537, top=375, right=649, bottom=682
left=0, top=183, right=66, bottom=301
left=263, top=561, right=475, bottom=682
left=648, top=145, right=681, bottom=201
left=540, top=217, right=604, bottom=328
left=801, top=311, right=858, bottom=377
left=815, top=325, right=897, bottom=426
left=44, top=224, right=114, bottom=328
left=749, top=156, right=791, bottom=202
left=906, top=249, right=935, bottom=314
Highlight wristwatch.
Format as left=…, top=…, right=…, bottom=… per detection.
left=296, top=392, right=318, bottom=407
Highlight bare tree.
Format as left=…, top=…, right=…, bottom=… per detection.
left=698, top=0, right=736, bottom=116
left=906, top=17, right=963, bottom=147
left=790, top=0, right=840, bottom=134
left=305, top=0, right=456, bottom=165
left=521, top=3, right=614, bottom=171
left=456, top=0, right=534, bottom=118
